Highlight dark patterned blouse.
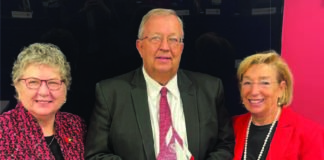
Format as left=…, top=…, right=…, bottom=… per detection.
left=0, top=103, right=86, bottom=159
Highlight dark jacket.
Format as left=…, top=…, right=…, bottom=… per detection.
left=85, top=68, right=234, bottom=160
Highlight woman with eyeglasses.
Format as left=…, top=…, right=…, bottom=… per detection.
left=232, top=50, right=324, bottom=160
left=0, top=43, right=86, bottom=159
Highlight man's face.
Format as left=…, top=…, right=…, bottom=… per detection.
left=136, top=15, right=184, bottom=81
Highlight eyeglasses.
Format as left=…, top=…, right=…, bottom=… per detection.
left=241, top=80, right=278, bottom=89
left=19, top=78, right=64, bottom=90
left=140, top=34, right=183, bottom=47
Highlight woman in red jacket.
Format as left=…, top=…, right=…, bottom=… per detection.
left=0, top=43, right=86, bottom=159
left=233, top=50, right=324, bottom=160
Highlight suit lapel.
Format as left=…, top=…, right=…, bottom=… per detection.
left=178, top=70, right=200, bottom=158
left=131, top=69, right=156, bottom=160
left=130, top=69, right=201, bottom=159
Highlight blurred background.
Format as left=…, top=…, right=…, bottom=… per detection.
left=1, top=0, right=284, bottom=123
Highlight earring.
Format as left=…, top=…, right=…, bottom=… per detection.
left=277, top=97, right=282, bottom=106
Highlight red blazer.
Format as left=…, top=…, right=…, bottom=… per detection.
left=0, top=103, right=86, bottom=159
left=232, top=107, right=324, bottom=160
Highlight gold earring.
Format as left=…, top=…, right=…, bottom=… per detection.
left=277, top=97, right=282, bottom=106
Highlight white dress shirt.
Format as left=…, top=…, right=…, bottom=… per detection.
left=142, top=67, right=189, bottom=158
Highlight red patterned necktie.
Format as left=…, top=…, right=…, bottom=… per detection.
left=157, top=87, right=177, bottom=160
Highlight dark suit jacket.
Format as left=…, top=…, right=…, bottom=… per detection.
left=85, top=68, right=234, bottom=160
left=232, top=107, right=324, bottom=160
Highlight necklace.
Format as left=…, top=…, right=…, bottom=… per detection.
left=243, top=107, right=281, bottom=160
left=48, top=136, right=55, bottom=146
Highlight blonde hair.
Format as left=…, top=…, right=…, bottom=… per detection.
left=237, top=50, right=293, bottom=106
left=137, top=8, right=184, bottom=39
left=12, top=43, right=71, bottom=90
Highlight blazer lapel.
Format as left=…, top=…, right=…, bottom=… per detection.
left=267, top=108, right=294, bottom=160
left=178, top=70, right=200, bottom=158
left=131, top=69, right=156, bottom=160
left=234, top=114, right=251, bottom=160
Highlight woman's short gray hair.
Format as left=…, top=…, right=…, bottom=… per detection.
left=12, top=43, right=72, bottom=89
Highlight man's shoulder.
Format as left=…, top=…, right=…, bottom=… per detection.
left=97, top=69, right=140, bottom=86
left=180, top=69, right=222, bottom=85
left=181, top=69, right=221, bottom=81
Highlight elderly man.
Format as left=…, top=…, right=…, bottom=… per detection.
left=85, top=8, right=234, bottom=160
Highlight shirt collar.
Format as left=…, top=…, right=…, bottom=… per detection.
left=142, top=67, right=179, bottom=98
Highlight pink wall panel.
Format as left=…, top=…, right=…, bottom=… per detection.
left=281, top=0, right=324, bottom=125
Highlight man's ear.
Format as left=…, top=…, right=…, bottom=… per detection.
left=179, top=42, right=184, bottom=52
left=136, top=39, right=143, bottom=58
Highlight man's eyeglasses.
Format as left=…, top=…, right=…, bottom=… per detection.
left=19, top=78, right=64, bottom=90
left=140, top=35, right=183, bottom=47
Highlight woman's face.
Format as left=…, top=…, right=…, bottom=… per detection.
left=15, top=64, right=66, bottom=119
left=241, top=64, right=285, bottom=117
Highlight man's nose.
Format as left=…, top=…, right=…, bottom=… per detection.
left=159, top=38, right=171, bottom=51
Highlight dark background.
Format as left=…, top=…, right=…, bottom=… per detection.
left=0, top=0, right=283, bottom=123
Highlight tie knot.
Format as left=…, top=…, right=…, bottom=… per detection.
left=160, top=87, right=168, bottom=97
